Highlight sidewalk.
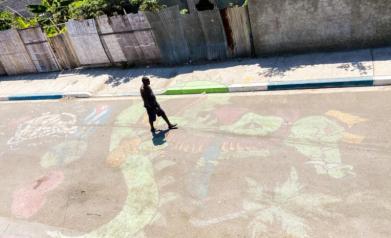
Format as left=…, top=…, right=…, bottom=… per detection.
left=1, top=47, right=391, bottom=100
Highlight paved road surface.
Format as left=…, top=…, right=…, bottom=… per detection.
left=0, top=87, right=390, bottom=238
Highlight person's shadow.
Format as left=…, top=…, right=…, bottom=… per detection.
left=152, top=129, right=170, bottom=146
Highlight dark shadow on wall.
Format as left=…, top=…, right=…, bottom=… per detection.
left=196, top=0, right=215, bottom=11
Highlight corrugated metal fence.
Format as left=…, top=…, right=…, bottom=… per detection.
left=0, top=61, right=6, bottom=75
left=48, top=32, right=80, bottom=70
left=66, top=19, right=111, bottom=66
left=0, top=29, right=37, bottom=75
left=18, top=27, right=60, bottom=72
left=0, top=5, right=253, bottom=76
left=96, top=13, right=161, bottom=65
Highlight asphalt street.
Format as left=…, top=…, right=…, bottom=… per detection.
left=0, top=87, right=390, bottom=238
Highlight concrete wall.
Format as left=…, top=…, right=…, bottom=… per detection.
left=248, top=0, right=391, bottom=55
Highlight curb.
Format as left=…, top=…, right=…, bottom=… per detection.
left=373, top=76, right=391, bottom=86
left=161, top=76, right=387, bottom=95
left=163, top=86, right=229, bottom=95
left=63, top=92, right=92, bottom=98
left=5, top=92, right=92, bottom=101
left=229, top=83, right=268, bottom=92
left=2, top=76, right=391, bottom=100
left=267, top=76, right=373, bottom=91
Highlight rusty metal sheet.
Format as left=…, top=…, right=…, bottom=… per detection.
left=0, top=61, right=6, bottom=76
left=48, top=32, right=80, bottom=70
left=222, top=6, right=252, bottom=57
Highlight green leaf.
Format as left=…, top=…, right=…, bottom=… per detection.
left=27, top=5, right=48, bottom=14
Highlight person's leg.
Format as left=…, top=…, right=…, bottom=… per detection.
left=147, top=108, right=157, bottom=132
left=149, top=119, right=156, bottom=133
left=158, top=107, right=177, bottom=129
left=161, top=113, right=172, bottom=126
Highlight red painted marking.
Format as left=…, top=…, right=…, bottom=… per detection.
left=214, top=107, right=248, bottom=125
left=11, top=170, right=64, bottom=219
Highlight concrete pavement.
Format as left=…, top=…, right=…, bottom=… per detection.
left=1, top=47, right=391, bottom=99
left=0, top=87, right=390, bottom=237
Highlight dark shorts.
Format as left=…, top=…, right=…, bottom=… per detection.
left=146, top=106, right=165, bottom=122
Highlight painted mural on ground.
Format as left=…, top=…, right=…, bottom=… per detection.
left=2, top=95, right=390, bottom=238
left=243, top=168, right=340, bottom=238
left=7, top=112, right=78, bottom=149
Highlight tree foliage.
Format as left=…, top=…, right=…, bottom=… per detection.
left=130, top=0, right=166, bottom=13
left=0, top=10, right=14, bottom=31
left=0, top=10, right=37, bottom=31
left=28, top=0, right=74, bottom=36
left=69, top=0, right=125, bottom=19
left=0, top=0, right=166, bottom=36
left=69, top=0, right=164, bottom=19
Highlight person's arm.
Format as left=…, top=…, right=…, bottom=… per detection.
left=148, top=86, right=159, bottom=107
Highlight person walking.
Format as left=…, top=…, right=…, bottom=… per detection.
left=140, top=77, right=177, bottom=133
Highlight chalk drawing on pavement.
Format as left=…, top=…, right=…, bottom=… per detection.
left=220, top=112, right=284, bottom=136
left=165, top=96, right=231, bottom=129
left=40, top=105, right=111, bottom=168
left=48, top=154, right=159, bottom=238
left=189, top=139, right=223, bottom=200
left=243, top=167, right=341, bottom=238
left=286, top=116, right=356, bottom=179
left=40, top=140, right=88, bottom=168
left=342, top=132, right=365, bottom=144
left=48, top=103, right=179, bottom=238
left=190, top=211, right=247, bottom=227
left=7, top=113, right=77, bottom=148
left=77, top=105, right=112, bottom=137
left=325, top=110, right=367, bottom=128
left=3, top=97, right=365, bottom=236
left=11, top=171, right=64, bottom=219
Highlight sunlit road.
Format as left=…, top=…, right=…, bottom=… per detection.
left=0, top=87, right=390, bottom=238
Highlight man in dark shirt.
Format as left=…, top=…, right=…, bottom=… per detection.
left=140, top=77, right=177, bottom=133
